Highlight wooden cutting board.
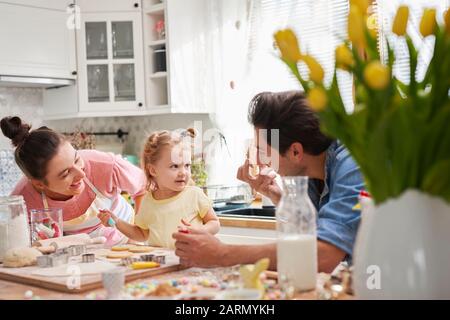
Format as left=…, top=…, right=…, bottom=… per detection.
left=0, top=248, right=184, bottom=293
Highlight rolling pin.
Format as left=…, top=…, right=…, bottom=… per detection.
left=33, top=234, right=106, bottom=249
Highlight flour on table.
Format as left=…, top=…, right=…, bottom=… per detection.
left=0, top=213, right=31, bottom=262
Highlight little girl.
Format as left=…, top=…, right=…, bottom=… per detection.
left=97, top=128, right=220, bottom=249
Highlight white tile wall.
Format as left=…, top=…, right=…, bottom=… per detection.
left=0, top=87, right=44, bottom=150
left=1, top=87, right=214, bottom=157
left=1, top=88, right=237, bottom=190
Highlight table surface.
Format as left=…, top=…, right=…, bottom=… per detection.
left=0, top=268, right=352, bottom=300
left=0, top=201, right=353, bottom=300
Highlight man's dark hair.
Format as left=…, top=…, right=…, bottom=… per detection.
left=248, top=91, right=333, bottom=155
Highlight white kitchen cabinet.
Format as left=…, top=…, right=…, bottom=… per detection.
left=76, top=11, right=145, bottom=114
left=44, top=0, right=214, bottom=119
left=0, top=0, right=76, bottom=80
left=142, top=0, right=212, bottom=114
left=76, top=0, right=141, bottom=13
left=44, top=1, right=147, bottom=119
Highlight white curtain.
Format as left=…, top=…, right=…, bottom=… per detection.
left=201, top=0, right=354, bottom=185
left=375, top=0, right=449, bottom=84
left=198, top=0, right=449, bottom=186
left=246, top=0, right=354, bottom=111
left=202, top=0, right=254, bottom=186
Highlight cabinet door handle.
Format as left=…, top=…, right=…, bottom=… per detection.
left=138, top=102, right=143, bottom=107
left=71, top=71, right=77, bottom=75
left=134, top=3, right=139, bottom=8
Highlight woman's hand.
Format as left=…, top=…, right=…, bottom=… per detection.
left=236, top=160, right=282, bottom=205
left=97, top=210, right=118, bottom=227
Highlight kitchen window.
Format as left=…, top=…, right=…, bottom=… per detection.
left=375, top=0, right=449, bottom=84
left=246, top=0, right=354, bottom=111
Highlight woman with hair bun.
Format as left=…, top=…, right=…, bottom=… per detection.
left=0, top=116, right=147, bottom=246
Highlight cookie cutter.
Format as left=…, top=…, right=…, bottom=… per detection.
left=81, top=253, right=95, bottom=263
left=36, top=253, right=69, bottom=268
left=120, top=256, right=140, bottom=267
left=152, top=255, right=165, bottom=264
left=71, top=245, right=86, bottom=256
left=54, top=245, right=87, bottom=257
left=140, top=254, right=154, bottom=262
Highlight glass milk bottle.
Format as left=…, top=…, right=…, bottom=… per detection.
left=276, top=176, right=317, bottom=295
left=0, top=196, right=31, bottom=262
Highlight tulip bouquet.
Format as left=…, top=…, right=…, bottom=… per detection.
left=274, top=1, right=450, bottom=205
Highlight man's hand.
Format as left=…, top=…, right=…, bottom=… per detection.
left=172, top=227, right=227, bottom=268
left=236, top=160, right=282, bottom=205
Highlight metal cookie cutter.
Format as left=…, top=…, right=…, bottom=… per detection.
left=37, top=253, right=69, bottom=268
left=140, top=254, right=154, bottom=262
left=120, top=256, right=140, bottom=267
left=71, top=245, right=86, bottom=256
left=56, top=245, right=87, bottom=257
left=81, top=253, right=95, bottom=263
left=152, top=255, right=165, bottom=264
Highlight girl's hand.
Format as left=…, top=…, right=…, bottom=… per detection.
left=97, top=210, right=118, bottom=227
left=180, top=218, right=192, bottom=227
left=178, top=216, right=205, bottom=234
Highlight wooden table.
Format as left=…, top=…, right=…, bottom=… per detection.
left=0, top=268, right=192, bottom=300
left=0, top=268, right=352, bottom=300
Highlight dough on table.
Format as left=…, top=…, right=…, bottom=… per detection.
left=106, top=251, right=133, bottom=259
left=3, top=247, right=42, bottom=268
left=111, top=245, right=133, bottom=252
left=128, top=246, right=155, bottom=253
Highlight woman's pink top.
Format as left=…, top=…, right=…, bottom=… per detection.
left=11, top=150, right=147, bottom=235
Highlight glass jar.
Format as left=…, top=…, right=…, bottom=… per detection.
left=0, top=196, right=31, bottom=262
left=276, top=176, right=318, bottom=296
left=30, top=208, right=63, bottom=242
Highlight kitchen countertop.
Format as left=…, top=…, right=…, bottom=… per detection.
left=217, top=199, right=276, bottom=230
left=218, top=216, right=275, bottom=230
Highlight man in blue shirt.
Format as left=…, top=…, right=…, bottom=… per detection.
left=173, top=91, right=364, bottom=272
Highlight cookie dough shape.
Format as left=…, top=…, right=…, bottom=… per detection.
left=3, top=247, right=42, bottom=268
left=106, top=251, right=133, bottom=259
left=128, top=246, right=155, bottom=253
left=111, top=245, right=132, bottom=252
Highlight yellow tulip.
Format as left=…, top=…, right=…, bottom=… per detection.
left=307, top=87, right=328, bottom=112
left=335, top=44, right=354, bottom=70
left=364, top=61, right=390, bottom=90
left=348, top=5, right=366, bottom=48
left=444, top=9, right=450, bottom=35
left=274, top=29, right=302, bottom=63
left=392, top=6, right=409, bottom=36
left=350, top=0, right=369, bottom=15
left=301, top=55, right=324, bottom=84
left=420, top=8, right=436, bottom=37
left=366, top=13, right=379, bottom=39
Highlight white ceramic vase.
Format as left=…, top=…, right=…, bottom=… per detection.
left=353, top=190, right=450, bottom=299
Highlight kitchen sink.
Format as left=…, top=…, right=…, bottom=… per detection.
left=215, top=207, right=276, bottom=219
